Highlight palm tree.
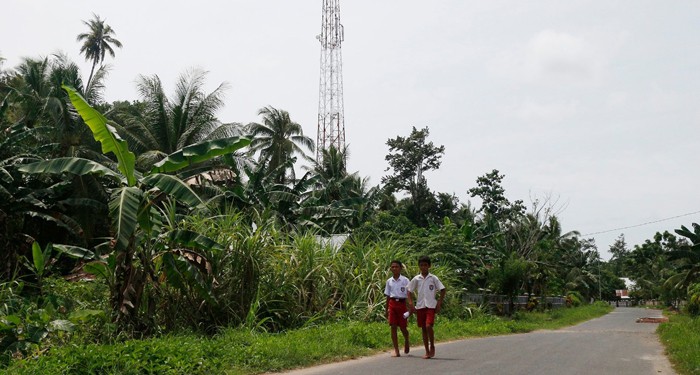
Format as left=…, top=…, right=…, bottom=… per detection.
left=302, top=146, right=380, bottom=233
left=248, top=106, right=314, bottom=185
left=76, top=14, right=122, bottom=90
left=9, top=54, right=107, bottom=158
left=309, top=145, right=350, bottom=200
left=111, top=69, right=247, bottom=173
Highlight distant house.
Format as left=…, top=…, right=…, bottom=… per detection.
left=315, top=234, right=349, bottom=250
left=616, top=277, right=636, bottom=299
left=184, top=168, right=238, bottom=186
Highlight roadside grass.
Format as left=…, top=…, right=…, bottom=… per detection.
left=658, top=313, right=700, bottom=375
left=5, top=303, right=612, bottom=375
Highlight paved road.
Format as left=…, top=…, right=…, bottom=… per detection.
left=278, top=308, right=675, bottom=375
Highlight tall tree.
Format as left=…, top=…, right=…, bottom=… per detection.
left=77, top=14, right=122, bottom=90
left=248, top=106, right=314, bottom=184
left=468, top=169, right=525, bottom=224
left=626, top=232, right=677, bottom=301
left=382, top=126, right=444, bottom=223
left=608, top=234, right=629, bottom=276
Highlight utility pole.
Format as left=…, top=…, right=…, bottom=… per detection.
left=316, top=0, right=346, bottom=163
left=598, top=252, right=602, bottom=300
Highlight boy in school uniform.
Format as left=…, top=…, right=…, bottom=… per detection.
left=407, top=255, right=446, bottom=359
left=384, top=260, right=411, bottom=357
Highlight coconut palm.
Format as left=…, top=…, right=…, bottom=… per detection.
left=301, top=146, right=380, bottom=233
left=76, top=13, right=122, bottom=90
left=308, top=145, right=351, bottom=201
left=9, top=54, right=108, bottom=158
left=111, top=69, right=247, bottom=174
left=248, top=106, right=314, bottom=185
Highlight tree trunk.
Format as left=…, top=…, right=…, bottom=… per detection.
left=85, top=60, right=97, bottom=93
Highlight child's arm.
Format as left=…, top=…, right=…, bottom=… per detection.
left=436, top=288, right=446, bottom=314
left=407, top=289, right=415, bottom=313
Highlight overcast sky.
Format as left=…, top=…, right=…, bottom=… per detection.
left=3, top=1, right=700, bottom=259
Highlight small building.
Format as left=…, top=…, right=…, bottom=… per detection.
left=616, top=277, right=636, bottom=299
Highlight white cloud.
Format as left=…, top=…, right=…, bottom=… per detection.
left=524, top=30, right=599, bottom=83
left=490, top=28, right=625, bottom=87
left=515, top=98, right=580, bottom=123
left=606, top=91, right=629, bottom=108
left=646, top=85, right=684, bottom=113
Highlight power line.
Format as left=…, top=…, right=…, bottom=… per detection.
left=582, top=210, right=700, bottom=236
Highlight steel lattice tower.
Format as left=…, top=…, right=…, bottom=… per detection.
left=316, top=0, right=345, bottom=163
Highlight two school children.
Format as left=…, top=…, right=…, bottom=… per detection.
left=384, top=255, right=446, bottom=359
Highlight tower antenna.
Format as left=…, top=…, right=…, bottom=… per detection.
left=316, top=0, right=345, bottom=162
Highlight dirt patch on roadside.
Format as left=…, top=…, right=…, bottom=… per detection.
left=636, top=317, right=668, bottom=323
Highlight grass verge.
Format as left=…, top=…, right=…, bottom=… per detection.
left=658, top=313, right=700, bottom=374
left=5, top=303, right=612, bottom=375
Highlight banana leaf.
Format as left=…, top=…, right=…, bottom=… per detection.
left=109, top=186, right=143, bottom=251
left=53, top=244, right=96, bottom=260
left=141, top=173, right=203, bottom=207
left=150, top=136, right=251, bottom=174
left=18, top=157, right=123, bottom=183
left=62, top=85, right=136, bottom=186
left=167, top=230, right=224, bottom=252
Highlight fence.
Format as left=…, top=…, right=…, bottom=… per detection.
left=605, top=299, right=685, bottom=308
left=463, top=293, right=566, bottom=315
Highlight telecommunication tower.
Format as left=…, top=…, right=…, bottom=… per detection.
left=316, top=0, right=345, bottom=163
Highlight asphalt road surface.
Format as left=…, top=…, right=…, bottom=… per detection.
left=278, top=307, right=675, bottom=375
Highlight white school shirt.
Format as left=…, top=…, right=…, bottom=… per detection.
left=408, top=273, right=445, bottom=309
left=384, top=275, right=410, bottom=299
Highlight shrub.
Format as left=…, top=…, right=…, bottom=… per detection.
left=0, top=278, right=110, bottom=368
left=685, top=283, right=700, bottom=316
left=566, top=291, right=583, bottom=307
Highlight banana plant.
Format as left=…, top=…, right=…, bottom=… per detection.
left=19, top=86, right=251, bottom=329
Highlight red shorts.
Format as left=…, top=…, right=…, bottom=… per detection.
left=416, top=308, right=436, bottom=327
left=388, top=299, right=408, bottom=328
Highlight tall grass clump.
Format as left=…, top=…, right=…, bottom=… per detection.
left=256, top=236, right=414, bottom=329
left=332, top=239, right=411, bottom=321
left=256, top=232, right=336, bottom=330
left=128, top=205, right=474, bottom=333
left=165, top=208, right=278, bottom=332
left=172, top=207, right=426, bottom=332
